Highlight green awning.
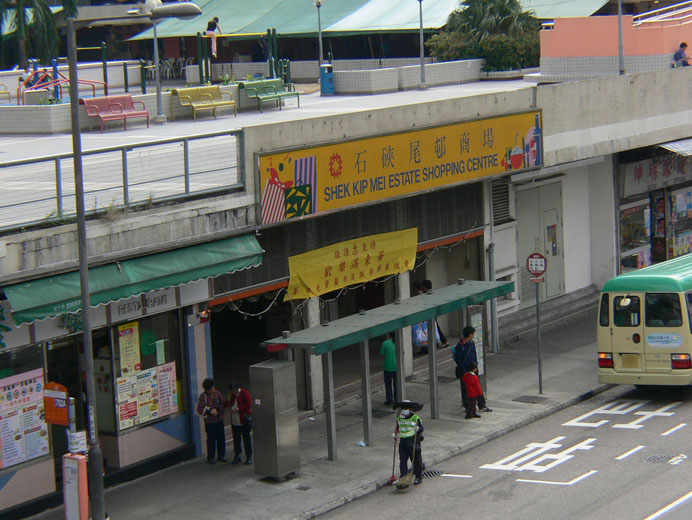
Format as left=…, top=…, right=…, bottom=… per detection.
left=263, top=280, right=513, bottom=355
left=129, top=0, right=460, bottom=41
left=3, top=234, right=263, bottom=324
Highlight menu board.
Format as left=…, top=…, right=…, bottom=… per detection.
left=0, top=368, right=49, bottom=469
left=116, top=362, right=178, bottom=431
left=118, top=322, right=142, bottom=374
left=156, top=363, right=178, bottom=417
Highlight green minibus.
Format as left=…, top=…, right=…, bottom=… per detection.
left=598, top=254, right=692, bottom=385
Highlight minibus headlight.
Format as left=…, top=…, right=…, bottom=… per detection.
left=598, top=352, right=614, bottom=368
left=671, top=354, right=692, bottom=369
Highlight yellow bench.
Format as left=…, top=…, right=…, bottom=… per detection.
left=171, top=86, right=236, bottom=120
left=0, top=83, right=10, bottom=103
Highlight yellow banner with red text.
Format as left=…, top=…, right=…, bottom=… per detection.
left=258, top=111, right=542, bottom=225
left=286, top=228, right=418, bottom=300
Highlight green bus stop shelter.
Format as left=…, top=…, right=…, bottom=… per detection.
left=263, top=279, right=513, bottom=460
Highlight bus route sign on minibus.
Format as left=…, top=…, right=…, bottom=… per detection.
left=527, top=253, right=547, bottom=277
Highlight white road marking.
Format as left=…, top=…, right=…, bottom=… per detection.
left=615, top=445, right=646, bottom=460
left=440, top=474, right=473, bottom=478
left=516, top=469, right=598, bottom=486
left=563, top=399, right=649, bottom=428
left=613, top=403, right=682, bottom=430
left=661, top=423, right=687, bottom=436
left=668, top=454, right=687, bottom=466
left=642, top=489, right=692, bottom=520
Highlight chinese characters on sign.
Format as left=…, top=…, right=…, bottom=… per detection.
left=0, top=369, right=49, bottom=469
left=118, top=322, right=141, bottom=374
left=115, top=362, right=178, bottom=431
left=259, top=111, right=543, bottom=225
left=286, top=228, right=418, bottom=300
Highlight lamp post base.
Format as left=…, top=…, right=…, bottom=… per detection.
left=418, top=83, right=428, bottom=90
left=153, top=114, right=168, bottom=124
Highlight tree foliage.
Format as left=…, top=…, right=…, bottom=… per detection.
left=0, top=0, right=78, bottom=68
left=427, top=0, right=541, bottom=71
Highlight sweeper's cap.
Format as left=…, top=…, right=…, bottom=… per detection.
left=394, top=400, right=423, bottom=412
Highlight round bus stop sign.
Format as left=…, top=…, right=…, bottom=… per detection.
left=526, top=253, right=547, bottom=277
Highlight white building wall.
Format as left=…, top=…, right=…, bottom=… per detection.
left=562, top=167, right=593, bottom=293
left=589, top=158, right=618, bottom=288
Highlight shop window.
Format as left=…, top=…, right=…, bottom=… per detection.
left=619, top=200, right=651, bottom=272
left=646, top=293, right=682, bottom=327
left=614, top=296, right=640, bottom=327
left=599, top=294, right=609, bottom=327
left=0, top=344, right=50, bottom=470
left=112, top=311, right=183, bottom=432
left=669, top=188, right=692, bottom=258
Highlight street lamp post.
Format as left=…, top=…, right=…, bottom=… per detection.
left=314, top=1, right=324, bottom=66
left=617, top=0, right=625, bottom=75
left=65, top=4, right=201, bottom=519
left=152, top=19, right=165, bottom=123
left=418, top=0, right=426, bottom=88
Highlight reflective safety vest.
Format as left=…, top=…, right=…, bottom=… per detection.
left=398, top=413, right=421, bottom=439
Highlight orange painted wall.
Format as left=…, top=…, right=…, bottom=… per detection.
left=541, top=15, right=691, bottom=57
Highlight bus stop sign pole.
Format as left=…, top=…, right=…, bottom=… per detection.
left=527, top=253, right=547, bottom=394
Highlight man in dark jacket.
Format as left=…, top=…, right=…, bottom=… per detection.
left=453, top=326, right=491, bottom=412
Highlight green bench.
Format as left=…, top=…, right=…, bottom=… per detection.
left=238, top=78, right=300, bottom=113
left=171, top=86, right=236, bottom=120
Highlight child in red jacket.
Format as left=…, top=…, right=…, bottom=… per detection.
left=462, top=362, right=484, bottom=419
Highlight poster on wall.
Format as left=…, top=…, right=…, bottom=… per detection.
left=156, top=362, right=178, bottom=417
left=468, top=306, right=485, bottom=377
left=118, top=322, right=141, bottom=374
left=116, top=362, right=178, bottom=431
left=136, top=369, right=159, bottom=424
left=116, top=375, right=138, bottom=430
left=0, top=368, right=49, bottom=469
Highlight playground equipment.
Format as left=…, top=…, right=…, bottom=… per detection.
left=17, top=68, right=105, bottom=105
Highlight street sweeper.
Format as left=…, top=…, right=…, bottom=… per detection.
left=393, top=400, right=424, bottom=489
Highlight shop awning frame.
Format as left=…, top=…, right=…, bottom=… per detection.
left=658, top=137, right=692, bottom=157
left=3, top=234, right=264, bottom=325
left=263, top=279, right=513, bottom=461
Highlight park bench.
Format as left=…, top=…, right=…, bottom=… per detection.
left=171, top=86, right=236, bottom=120
left=0, top=83, right=10, bottom=103
left=238, top=78, right=300, bottom=113
left=80, top=94, right=149, bottom=132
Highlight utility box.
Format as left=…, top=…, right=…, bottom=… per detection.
left=24, top=89, right=49, bottom=105
left=320, top=64, right=334, bottom=96
left=250, top=359, right=300, bottom=479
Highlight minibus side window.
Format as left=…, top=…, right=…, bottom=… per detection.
left=614, top=296, right=640, bottom=327
left=645, top=293, right=682, bottom=327
left=599, top=294, right=609, bottom=326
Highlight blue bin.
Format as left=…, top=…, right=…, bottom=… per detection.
left=320, top=64, right=334, bottom=96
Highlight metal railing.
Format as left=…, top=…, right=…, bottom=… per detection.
left=0, top=129, right=244, bottom=234
left=633, top=0, right=692, bottom=26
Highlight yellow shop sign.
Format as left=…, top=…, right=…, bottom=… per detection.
left=258, top=111, right=542, bottom=225
left=286, top=228, right=418, bottom=300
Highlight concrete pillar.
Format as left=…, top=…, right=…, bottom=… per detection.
left=305, top=297, right=324, bottom=412
left=396, top=272, right=413, bottom=377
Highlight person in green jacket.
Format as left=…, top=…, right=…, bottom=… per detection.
left=380, top=332, right=398, bottom=405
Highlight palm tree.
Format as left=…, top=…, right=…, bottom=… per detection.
left=0, top=0, right=78, bottom=68
left=448, top=0, right=538, bottom=44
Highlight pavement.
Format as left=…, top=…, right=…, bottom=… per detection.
left=0, top=78, right=534, bottom=162
left=28, top=304, right=605, bottom=520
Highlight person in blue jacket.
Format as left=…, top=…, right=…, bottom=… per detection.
left=453, top=326, right=491, bottom=412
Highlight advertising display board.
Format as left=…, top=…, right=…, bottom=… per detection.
left=0, top=368, right=49, bottom=469
left=115, top=361, right=178, bottom=431
left=259, top=111, right=542, bottom=225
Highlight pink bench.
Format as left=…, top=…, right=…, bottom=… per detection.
left=80, top=95, right=149, bottom=132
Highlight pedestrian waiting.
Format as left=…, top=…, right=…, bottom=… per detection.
left=462, top=362, right=491, bottom=419
left=196, top=377, right=227, bottom=464
left=227, top=380, right=253, bottom=465
left=380, top=332, right=398, bottom=406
